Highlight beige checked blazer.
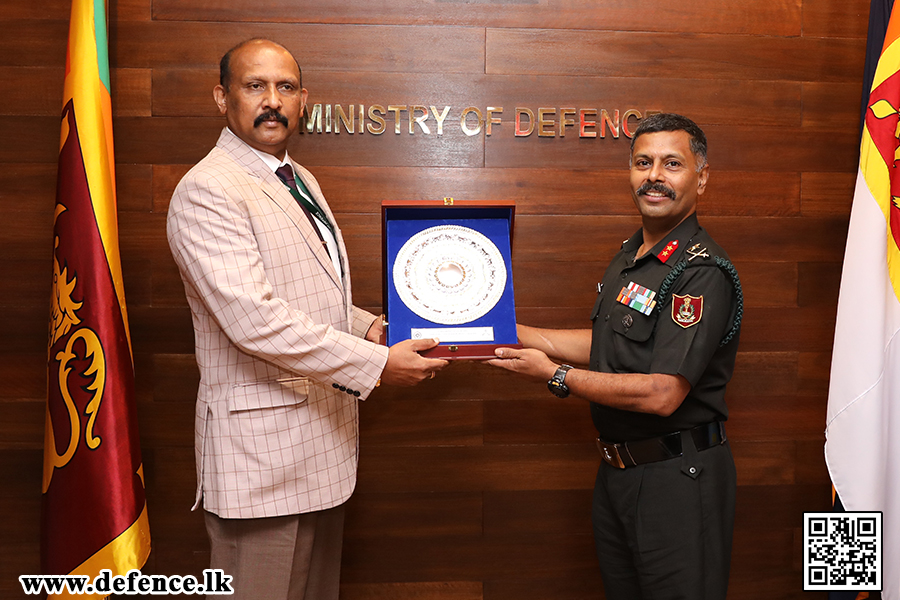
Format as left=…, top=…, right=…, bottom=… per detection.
left=167, top=128, right=390, bottom=519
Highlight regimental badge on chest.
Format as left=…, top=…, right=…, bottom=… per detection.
left=672, top=294, right=703, bottom=328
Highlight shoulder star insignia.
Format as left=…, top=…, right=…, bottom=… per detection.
left=657, top=239, right=679, bottom=263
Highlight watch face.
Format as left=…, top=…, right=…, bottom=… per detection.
left=548, top=380, right=569, bottom=398
left=548, top=365, right=572, bottom=398
left=393, top=225, right=507, bottom=325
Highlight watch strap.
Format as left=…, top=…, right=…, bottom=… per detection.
left=548, top=364, right=574, bottom=397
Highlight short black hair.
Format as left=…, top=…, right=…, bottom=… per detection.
left=631, top=113, right=708, bottom=168
left=219, top=38, right=302, bottom=91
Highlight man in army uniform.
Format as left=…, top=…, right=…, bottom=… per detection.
left=488, top=113, right=742, bottom=600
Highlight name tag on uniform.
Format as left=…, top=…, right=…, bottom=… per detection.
left=616, top=282, right=657, bottom=315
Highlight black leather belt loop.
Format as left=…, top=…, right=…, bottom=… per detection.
left=596, top=421, right=726, bottom=469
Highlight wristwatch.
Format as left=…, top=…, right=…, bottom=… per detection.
left=547, top=364, right=574, bottom=398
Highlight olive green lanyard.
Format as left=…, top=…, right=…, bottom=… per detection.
left=281, top=171, right=335, bottom=237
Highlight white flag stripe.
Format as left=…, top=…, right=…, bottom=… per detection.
left=826, top=169, right=900, bottom=599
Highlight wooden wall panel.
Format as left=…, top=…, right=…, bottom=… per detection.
left=152, top=0, right=802, bottom=36
left=112, top=22, right=487, bottom=72
left=0, top=449, right=42, bottom=597
left=145, top=165, right=801, bottom=221
left=112, top=68, right=153, bottom=117
left=483, top=577, right=606, bottom=600
left=484, top=398, right=599, bottom=444
left=355, top=445, right=599, bottom=493
left=313, top=167, right=803, bottom=217
left=0, top=401, right=45, bottom=448
left=0, top=1, right=69, bottom=20
left=117, top=164, right=154, bottom=211
left=2, top=0, right=866, bottom=598
left=484, top=125, right=859, bottom=171
left=0, top=1, right=154, bottom=24
left=110, top=0, right=152, bottom=21
left=341, top=582, right=483, bottom=600
left=0, top=163, right=57, bottom=201
left=798, top=262, right=844, bottom=307
left=0, top=20, right=68, bottom=66
left=151, top=164, right=192, bottom=212
left=739, top=306, right=840, bottom=352
left=0, top=354, right=46, bottom=401
left=796, top=439, right=833, bottom=484
left=359, top=399, right=484, bottom=446
left=801, top=172, right=857, bottom=216
left=0, top=116, right=60, bottom=163
left=802, top=82, right=861, bottom=130
left=483, top=490, right=593, bottom=535
left=0, top=67, right=64, bottom=116
left=341, top=533, right=600, bottom=582
left=0, top=260, right=51, bottom=309
left=345, top=492, right=483, bottom=537
left=727, top=395, right=829, bottom=441
left=289, top=214, right=850, bottom=273
left=0, top=153, right=56, bottom=388
left=0, top=208, right=54, bottom=259
left=802, top=0, right=870, bottom=38
left=485, top=29, right=865, bottom=82
left=113, top=116, right=488, bottom=167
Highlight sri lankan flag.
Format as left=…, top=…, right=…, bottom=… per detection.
left=43, top=0, right=150, bottom=594
left=825, top=0, right=900, bottom=597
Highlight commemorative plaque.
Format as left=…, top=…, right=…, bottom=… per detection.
left=382, top=200, right=521, bottom=359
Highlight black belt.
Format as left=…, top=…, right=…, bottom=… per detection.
left=596, top=421, right=726, bottom=469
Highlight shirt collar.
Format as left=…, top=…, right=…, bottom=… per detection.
left=226, top=127, right=291, bottom=175
left=623, top=213, right=701, bottom=265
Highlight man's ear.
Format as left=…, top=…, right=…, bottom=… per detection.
left=213, top=85, right=227, bottom=115
left=697, top=163, right=710, bottom=197
left=299, top=87, right=309, bottom=119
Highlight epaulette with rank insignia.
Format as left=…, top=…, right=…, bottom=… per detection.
left=655, top=242, right=743, bottom=346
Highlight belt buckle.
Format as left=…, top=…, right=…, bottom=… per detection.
left=596, top=439, right=626, bottom=469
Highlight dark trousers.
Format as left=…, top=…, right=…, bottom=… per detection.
left=592, top=439, right=736, bottom=600
left=204, top=504, right=345, bottom=600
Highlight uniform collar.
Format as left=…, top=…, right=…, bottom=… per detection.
left=622, top=213, right=701, bottom=265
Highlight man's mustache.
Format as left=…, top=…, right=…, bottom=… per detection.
left=254, top=110, right=289, bottom=128
left=636, top=181, right=676, bottom=201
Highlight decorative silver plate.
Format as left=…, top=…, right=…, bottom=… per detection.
left=393, top=225, right=507, bottom=325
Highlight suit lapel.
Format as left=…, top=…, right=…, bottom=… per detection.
left=262, top=173, right=343, bottom=289
left=215, top=129, right=342, bottom=289
left=293, top=163, right=354, bottom=319
left=293, top=166, right=348, bottom=282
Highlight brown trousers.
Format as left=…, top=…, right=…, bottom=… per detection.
left=204, top=504, right=345, bottom=600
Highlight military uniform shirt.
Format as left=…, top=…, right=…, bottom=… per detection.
left=589, top=213, right=741, bottom=442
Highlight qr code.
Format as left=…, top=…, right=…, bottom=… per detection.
left=803, top=512, right=882, bottom=591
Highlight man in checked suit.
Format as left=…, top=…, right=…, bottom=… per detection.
left=166, top=38, right=448, bottom=600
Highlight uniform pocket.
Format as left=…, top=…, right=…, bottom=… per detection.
left=608, top=304, right=655, bottom=343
